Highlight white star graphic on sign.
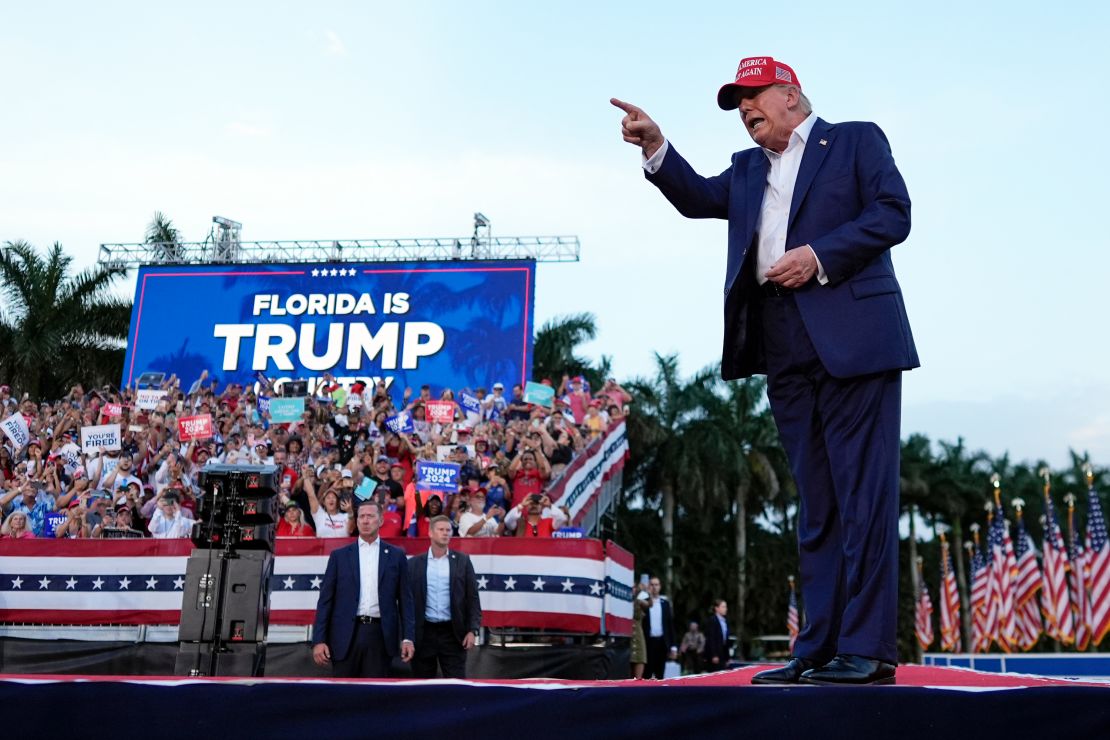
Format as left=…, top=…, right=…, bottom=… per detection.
left=118, top=577, right=131, bottom=590
left=92, top=577, right=104, bottom=590
left=38, top=577, right=51, bottom=589
left=531, top=577, right=546, bottom=591
left=172, top=577, right=185, bottom=590
left=503, top=576, right=516, bottom=590
left=339, top=268, right=349, bottom=277
left=561, top=578, right=574, bottom=593
left=283, top=576, right=296, bottom=590
left=10, top=577, right=22, bottom=589
left=589, top=582, right=603, bottom=596
left=311, top=268, right=320, bottom=277
left=476, top=576, right=489, bottom=590
left=65, top=578, right=78, bottom=590
left=330, top=269, right=339, bottom=277
left=145, top=577, right=159, bottom=590
left=309, top=576, right=322, bottom=589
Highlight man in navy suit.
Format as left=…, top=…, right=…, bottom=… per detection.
left=408, top=515, right=483, bottom=679
left=703, top=599, right=731, bottom=672
left=312, top=498, right=415, bottom=677
left=613, top=56, right=917, bottom=686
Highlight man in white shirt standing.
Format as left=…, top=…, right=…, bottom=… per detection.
left=313, top=499, right=415, bottom=678
left=613, top=56, right=915, bottom=687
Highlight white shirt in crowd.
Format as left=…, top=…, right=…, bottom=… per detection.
left=148, top=508, right=194, bottom=539
left=503, top=504, right=568, bottom=533
left=458, top=510, right=499, bottom=538
left=356, top=536, right=381, bottom=618
left=313, top=508, right=349, bottom=538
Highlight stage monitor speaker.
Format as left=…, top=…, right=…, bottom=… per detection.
left=174, top=641, right=266, bottom=677
left=178, top=549, right=273, bottom=643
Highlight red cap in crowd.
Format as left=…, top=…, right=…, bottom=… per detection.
left=717, top=56, right=800, bottom=110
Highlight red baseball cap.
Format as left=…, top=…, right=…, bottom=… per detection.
left=717, top=56, right=801, bottom=110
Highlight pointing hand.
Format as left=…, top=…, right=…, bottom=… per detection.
left=610, top=98, right=664, bottom=159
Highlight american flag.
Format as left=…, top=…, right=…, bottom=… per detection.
left=939, top=538, right=961, bottom=652
left=984, top=504, right=1018, bottom=652
left=1040, top=487, right=1075, bottom=644
left=1085, top=480, right=1110, bottom=647
left=1012, top=512, right=1043, bottom=651
left=786, top=577, right=800, bottom=652
left=1067, top=502, right=1094, bottom=651
left=914, top=564, right=935, bottom=650
left=968, top=534, right=991, bottom=652
left=0, top=538, right=632, bottom=635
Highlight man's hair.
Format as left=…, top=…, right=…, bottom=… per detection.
left=712, top=598, right=726, bottom=609
left=428, top=514, right=451, bottom=529
left=773, top=84, right=813, bottom=115
left=355, top=498, right=381, bottom=515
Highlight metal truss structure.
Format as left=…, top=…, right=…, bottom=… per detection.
left=98, top=235, right=580, bottom=268
left=98, top=214, right=579, bottom=268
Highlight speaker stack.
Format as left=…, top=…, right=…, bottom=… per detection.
left=174, top=464, right=279, bottom=677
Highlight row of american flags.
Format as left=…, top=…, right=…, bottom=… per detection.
left=914, top=470, right=1110, bottom=653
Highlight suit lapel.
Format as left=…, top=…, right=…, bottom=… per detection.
left=348, top=543, right=361, bottom=592
left=744, top=152, right=770, bottom=241
left=787, top=117, right=833, bottom=231
left=379, top=543, right=389, bottom=583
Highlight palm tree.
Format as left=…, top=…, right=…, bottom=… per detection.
left=0, top=241, right=131, bottom=399
left=624, top=353, right=715, bottom=590
left=145, top=211, right=183, bottom=262
left=532, top=312, right=611, bottom=389
left=692, top=375, right=793, bottom=653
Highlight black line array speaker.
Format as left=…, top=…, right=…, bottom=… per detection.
left=177, top=464, right=280, bottom=677
left=193, top=464, right=280, bottom=552
left=178, top=549, right=273, bottom=643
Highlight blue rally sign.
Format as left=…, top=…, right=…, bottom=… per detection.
left=122, top=261, right=536, bottom=394
left=415, top=461, right=460, bottom=494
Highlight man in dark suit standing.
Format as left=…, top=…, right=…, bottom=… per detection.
left=614, top=56, right=916, bottom=686
left=641, top=576, right=675, bottom=679
left=312, top=499, right=415, bottom=677
left=703, top=599, right=731, bottom=672
left=408, top=515, right=482, bottom=679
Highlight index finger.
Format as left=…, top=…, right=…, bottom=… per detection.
left=609, top=98, right=641, bottom=116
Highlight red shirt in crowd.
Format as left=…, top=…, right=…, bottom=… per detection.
left=379, top=508, right=403, bottom=538
left=513, top=468, right=544, bottom=499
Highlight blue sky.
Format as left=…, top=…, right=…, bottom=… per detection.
left=2, top=2, right=1108, bottom=466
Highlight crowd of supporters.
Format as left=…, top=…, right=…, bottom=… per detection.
left=0, top=374, right=631, bottom=541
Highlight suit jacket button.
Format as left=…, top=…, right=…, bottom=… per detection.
left=723, top=287, right=729, bottom=296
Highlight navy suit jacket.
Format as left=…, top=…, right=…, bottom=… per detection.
left=312, top=539, right=415, bottom=662
left=703, top=615, right=730, bottom=664
left=647, top=118, right=919, bottom=380
left=408, top=549, right=483, bottom=646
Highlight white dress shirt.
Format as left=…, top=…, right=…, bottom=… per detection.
left=356, top=536, right=381, bottom=618
left=642, top=113, right=827, bottom=285
left=648, top=598, right=664, bottom=638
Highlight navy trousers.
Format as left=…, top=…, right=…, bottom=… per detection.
left=761, top=292, right=902, bottom=665
left=332, top=619, right=391, bottom=678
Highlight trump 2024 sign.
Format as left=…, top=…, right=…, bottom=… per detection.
left=122, top=261, right=535, bottom=393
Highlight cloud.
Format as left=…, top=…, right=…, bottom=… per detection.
left=323, top=30, right=347, bottom=57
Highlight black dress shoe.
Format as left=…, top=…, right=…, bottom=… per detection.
left=800, top=654, right=896, bottom=685
left=750, top=657, right=823, bottom=685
